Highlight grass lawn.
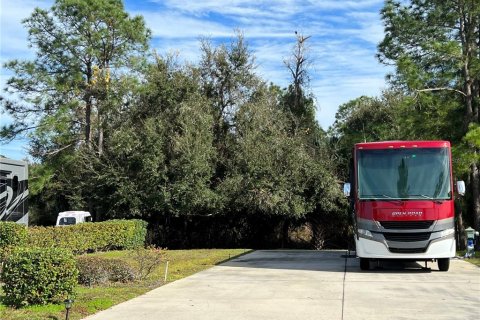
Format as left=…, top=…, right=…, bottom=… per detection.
left=0, top=248, right=249, bottom=320
left=457, top=250, right=480, bottom=267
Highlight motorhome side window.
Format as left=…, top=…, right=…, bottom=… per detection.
left=0, top=171, right=10, bottom=187
left=0, top=171, right=8, bottom=192
left=12, top=176, right=18, bottom=192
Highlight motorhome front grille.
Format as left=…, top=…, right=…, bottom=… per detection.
left=379, top=220, right=434, bottom=230
left=389, top=247, right=427, bottom=254
left=383, top=232, right=431, bottom=242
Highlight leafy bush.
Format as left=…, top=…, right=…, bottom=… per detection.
left=28, top=219, right=147, bottom=254
left=0, top=222, right=28, bottom=263
left=76, top=256, right=135, bottom=286
left=76, top=256, right=110, bottom=286
left=0, top=222, right=27, bottom=248
left=1, top=247, right=78, bottom=307
left=108, top=261, right=136, bottom=283
left=131, top=246, right=165, bottom=280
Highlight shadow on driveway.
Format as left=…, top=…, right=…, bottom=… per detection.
left=221, top=250, right=443, bottom=273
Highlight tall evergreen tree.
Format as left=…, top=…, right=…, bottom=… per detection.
left=73, top=56, right=217, bottom=220
left=1, top=0, right=150, bottom=156
left=378, top=0, right=480, bottom=229
left=1, top=0, right=150, bottom=223
left=279, top=33, right=346, bottom=247
left=281, top=33, right=320, bottom=138
left=199, top=32, right=259, bottom=181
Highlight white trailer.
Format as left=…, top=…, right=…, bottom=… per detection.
left=56, top=211, right=92, bottom=226
left=0, top=157, right=29, bottom=225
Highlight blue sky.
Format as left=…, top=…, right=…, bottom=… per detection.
left=0, top=0, right=391, bottom=160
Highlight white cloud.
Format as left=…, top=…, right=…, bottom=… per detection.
left=0, top=139, right=29, bottom=160
left=137, top=11, right=232, bottom=38
left=313, top=76, right=389, bottom=129
left=253, top=41, right=291, bottom=85
left=1, top=0, right=392, bottom=156
left=143, top=0, right=391, bottom=129
left=151, top=38, right=202, bottom=64
left=157, top=0, right=383, bottom=17
left=158, top=0, right=300, bottom=18
left=307, top=0, right=383, bottom=10
left=135, top=9, right=301, bottom=40
left=0, top=1, right=52, bottom=58
left=344, top=11, right=385, bottom=45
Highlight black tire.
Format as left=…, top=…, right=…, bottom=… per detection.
left=438, top=258, right=450, bottom=271
left=360, top=258, right=370, bottom=270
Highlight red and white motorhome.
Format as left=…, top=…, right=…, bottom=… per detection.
left=344, top=141, right=465, bottom=271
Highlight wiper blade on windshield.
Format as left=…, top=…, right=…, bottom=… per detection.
left=411, top=194, right=433, bottom=200
left=408, top=194, right=444, bottom=203
left=361, top=194, right=403, bottom=202
left=362, top=194, right=395, bottom=198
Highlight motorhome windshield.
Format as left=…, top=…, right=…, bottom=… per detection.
left=357, top=148, right=451, bottom=200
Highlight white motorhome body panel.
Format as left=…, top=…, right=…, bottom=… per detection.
left=355, top=236, right=455, bottom=259
left=0, top=158, right=28, bottom=225
left=56, top=211, right=92, bottom=226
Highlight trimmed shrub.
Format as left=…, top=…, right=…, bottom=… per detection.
left=0, top=222, right=27, bottom=248
left=76, top=256, right=110, bottom=286
left=108, top=261, right=136, bottom=283
left=131, top=247, right=165, bottom=280
left=28, top=219, right=147, bottom=254
left=76, top=256, right=135, bottom=286
left=1, top=247, right=78, bottom=307
left=0, top=222, right=28, bottom=263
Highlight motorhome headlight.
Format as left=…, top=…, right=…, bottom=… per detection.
left=358, top=229, right=373, bottom=237
left=439, top=228, right=455, bottom=238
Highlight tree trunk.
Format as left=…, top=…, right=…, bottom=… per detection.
left=311, top=215, right=326, bottom=250
left=472, top=162, right=480, bottom=230
left=85, top=62, right=93, bottom=147
left=458, top=2, right=474, bottom=129
left=459, top=1, right=480, bottom=233
left=281, top=218, right=290, bottom=248
left=455, top=200, right=466, bottom=250
left=98, top=115, right=104, bottom=155
left=85, top=97, right=92, bottom=147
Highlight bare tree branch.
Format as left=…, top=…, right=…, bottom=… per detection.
left=43, top=143, right=74, bottom=156
left=415, top=87, right=467, bottom=96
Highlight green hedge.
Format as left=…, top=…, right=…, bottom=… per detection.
left=27, top=219, right=147, bottom=254
left=0, top=222, right=27, bottom=248
left=1, top=247, right=78, bottom=307
left=0, top=222, right=28, bottom=262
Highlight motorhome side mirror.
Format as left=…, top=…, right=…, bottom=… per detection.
left=343, top=183, right=351, bottom=197
left=457, top=180, right=465, bottom=196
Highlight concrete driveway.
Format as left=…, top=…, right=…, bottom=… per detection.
left=84, top=250, right=480, bottom=320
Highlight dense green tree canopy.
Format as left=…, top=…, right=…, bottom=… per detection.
left=1, top=1, right=345, bottom=248
left=7, top=0, right=477, bottom=248
left=377, top=0, right=480, bottom=230
left=1, top=0, right=150, bottom=156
